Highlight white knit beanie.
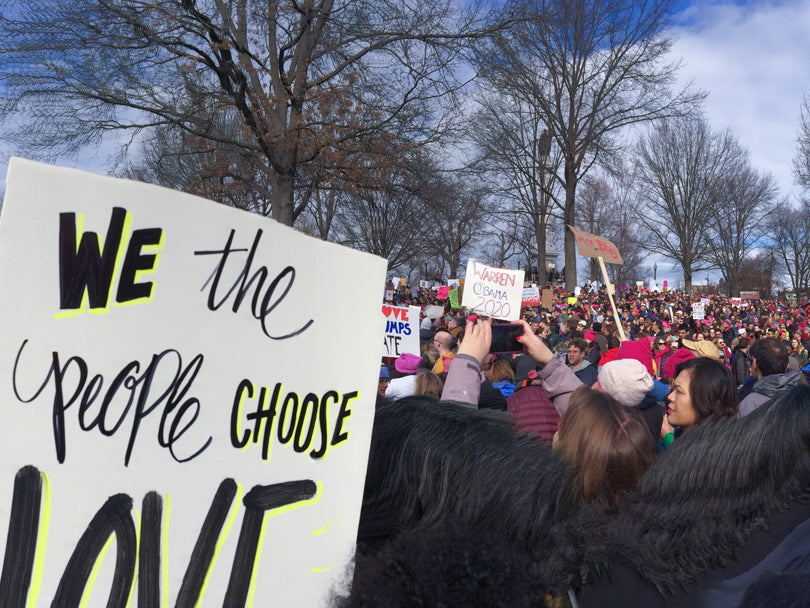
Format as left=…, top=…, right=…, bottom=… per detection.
left=597, top=359, right=654, bottom=408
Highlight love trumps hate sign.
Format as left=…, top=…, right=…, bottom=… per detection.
left=0, top=158, right=388, bottom=607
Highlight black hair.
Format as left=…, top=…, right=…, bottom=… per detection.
left=673, top=356, right=738, bottom=421
left=749, top=337, right=789, bottom=377
left=337, top=516, right=552, bottom=608
left=733, top=336, right=751, bottom=352
left=357, top=397, right=579, bottom=553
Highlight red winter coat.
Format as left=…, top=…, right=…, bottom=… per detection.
left=507, top=385, right=560, bottom=442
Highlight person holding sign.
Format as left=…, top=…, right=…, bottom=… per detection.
left=440, top=317, right=654, bottom=504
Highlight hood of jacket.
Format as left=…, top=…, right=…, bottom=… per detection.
left=752, top=369, right=805, bottom=398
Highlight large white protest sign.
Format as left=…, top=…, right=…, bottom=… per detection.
left=461, top=260, right=524, bottom=321
left=382, top=305, right=420, bottom=358
left=0, top=159, right=387, bottom=607
left=692, top=302, right=705, bottom=320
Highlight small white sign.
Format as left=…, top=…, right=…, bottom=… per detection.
left=382, top=305, right=420, bottom=358
left=461, top=260, right=524, bottom=321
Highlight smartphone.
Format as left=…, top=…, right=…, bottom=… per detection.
left=490, top=323, right=523, bottom=354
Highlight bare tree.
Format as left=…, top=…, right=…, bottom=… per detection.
left=0, top=0, right=499, bottom=225
left=766, top=199, right=810, bottom=301
left=123, top=110, right=274, bottom=214
left=335, top=183, right=426, bottom=274
left=480, top=0, right=701, bottom=291
left=298, top=184, right=345, bottom=241
left=576, top=174, right=613, bottom=282
left=420, top=172, right=489, bottom=279
left=479, top=211, right=524, bottom=269
left=470, top=87, right=561, bottom=275
left=635, top=116, right=742, bottom=291
left=576, top=165, right=647, bottom=287
left=793, top=93, right=810, bottom=191
left=737, top=253, right=778, bottom=300
left=704, top=158, right=778, bottom=296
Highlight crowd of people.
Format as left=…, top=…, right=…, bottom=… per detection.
left=342, top=283, right=810, bottom=607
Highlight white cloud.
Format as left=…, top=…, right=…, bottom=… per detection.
left=669, top=0, right=810, bottom=201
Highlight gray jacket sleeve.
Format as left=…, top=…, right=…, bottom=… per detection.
left=537, top=356, right=585, bottom=416
left=440, top=354, right=481, bottom=407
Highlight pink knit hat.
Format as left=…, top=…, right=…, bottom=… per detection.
left=615, top=337, right=654, bottom=376
left=395, top=352, right=422, bottom=374
left=662, top=348, right=696, bottom=380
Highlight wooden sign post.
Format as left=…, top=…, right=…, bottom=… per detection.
left=567, top=225, right=626, bottom=341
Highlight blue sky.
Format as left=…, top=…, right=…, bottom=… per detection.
left=667, top=0, right=809, bottom=203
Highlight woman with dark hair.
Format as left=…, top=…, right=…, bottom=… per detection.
left=555, top=387, right=655, bottom=505
left=572, top=384, right=810, bottom=608
left=662, top=356, right=738, bottom=448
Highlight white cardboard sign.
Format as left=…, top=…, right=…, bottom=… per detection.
left=424, top=305, right=444, bottom=320
left=461, top=260, right=524, bottom=321
left=382, top=305, right=420, bottom=358
left=0, top=159, right=387, bottom=607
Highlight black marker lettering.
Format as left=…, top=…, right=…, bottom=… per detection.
left=223, top=480, right=317, bottom=607
left=52, top=494, right=137, bottom=607
left=0, top=466, right=41, bottom=608
left=195, top=229, right=314, bottom=340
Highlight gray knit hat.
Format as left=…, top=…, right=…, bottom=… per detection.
left=597, top=359, right=654, bottom=408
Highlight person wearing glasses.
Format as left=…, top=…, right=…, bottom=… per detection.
left=652, top=337, right=670, bottom=380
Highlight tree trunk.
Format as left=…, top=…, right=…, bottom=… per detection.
left=534, top=214, right=547, bottom=285
left=683, top=267, right=692, bottom=293
left=727, top=274, right=739, bottom=298
left=563, top=162, right=578, bottom=292
left=270, top=171, right=296, bottom=226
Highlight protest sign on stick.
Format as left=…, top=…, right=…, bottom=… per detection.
left=567, top=225, right=623, bottom=265
left=567, top=225, right=625, bottom=340
left=0, top=158, right=387, bottom=607
left=461, top=260, right=524, bottom=322
left=382, top=305, right=420, bottom=358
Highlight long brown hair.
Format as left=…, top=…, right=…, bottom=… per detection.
left=555, top=387, right=655, bottom=505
